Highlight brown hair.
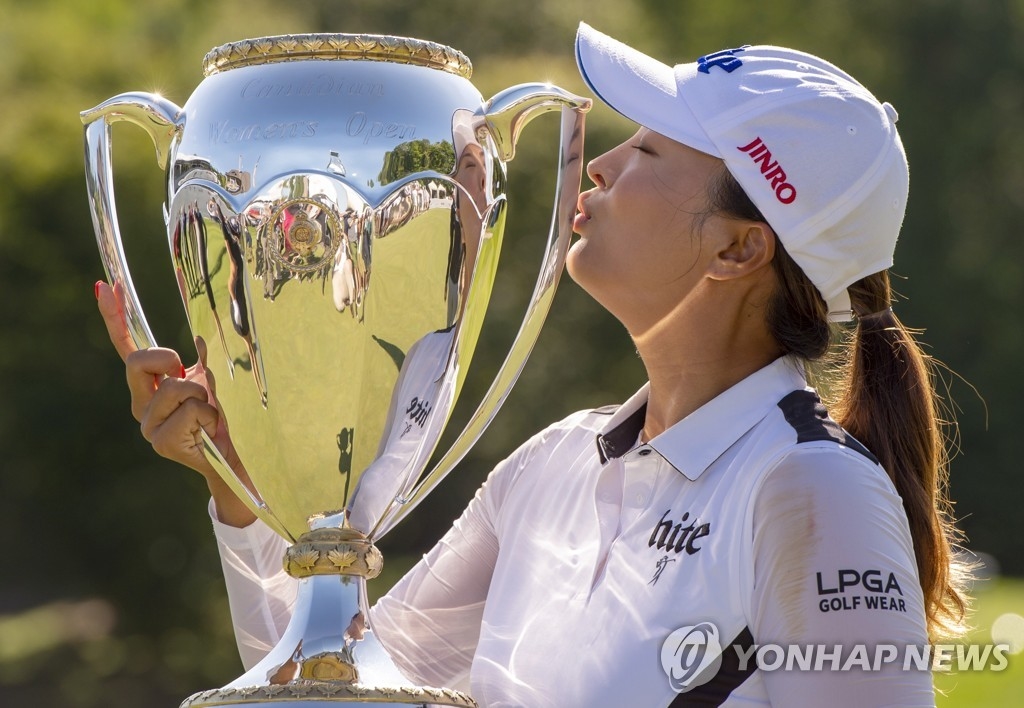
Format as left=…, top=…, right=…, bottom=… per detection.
left=708, top=168, right=971, bottom=639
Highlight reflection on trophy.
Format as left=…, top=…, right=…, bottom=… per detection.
left=82, top=33, right=590, bottom=706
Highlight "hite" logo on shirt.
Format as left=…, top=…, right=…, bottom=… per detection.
left=648, top=509, right=712, bottom=555
left=406, top=396, right=431, bottom=428
left=737, top=137, right=797, bottom=204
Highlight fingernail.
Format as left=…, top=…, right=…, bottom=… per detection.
left=179, top=365, right=187, bottom=379
left=94, top=281, right=103, bottom=300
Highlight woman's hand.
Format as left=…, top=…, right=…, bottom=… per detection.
left=96, top=280, right=257, bottom=527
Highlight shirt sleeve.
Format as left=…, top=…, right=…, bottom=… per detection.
left=209, top=499, right=296, bottom=671
left=368, top=470, right=502, bottom=693
left=749, top=447, right=935, bottom=707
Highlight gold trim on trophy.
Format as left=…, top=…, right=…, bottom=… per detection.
left=283, top=527, right=384, bottom=579
left=300, top=653, right=359, bottom=682
left=287, top=211, right=321, bottom=255
left=203, top=33, right=473, bottom=79
left=180, top=683, right=479, bottom=706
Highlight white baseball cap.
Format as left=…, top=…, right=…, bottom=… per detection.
left=574, top=23, right=909, bottom=320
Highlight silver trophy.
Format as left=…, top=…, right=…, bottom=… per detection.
left=82, top=33, right=589, bottom=707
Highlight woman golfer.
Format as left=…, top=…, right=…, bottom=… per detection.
left=97, top=23, right=968, bottom=707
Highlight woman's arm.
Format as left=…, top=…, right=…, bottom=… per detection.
left=209, top=503, right=295, bottom=670
left=750, top=447, right=935, bottom=707
left=369, top=463, right=507, bottom=692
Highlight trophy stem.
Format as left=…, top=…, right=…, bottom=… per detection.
left=180, top=528, right=476, bottom=707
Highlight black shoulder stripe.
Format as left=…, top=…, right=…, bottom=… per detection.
left=777, top=390, right=878, bottom=465
left=668, top=627, right=756, bottom=707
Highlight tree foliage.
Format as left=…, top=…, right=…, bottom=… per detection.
left=379, top=139, right=456, bottom=183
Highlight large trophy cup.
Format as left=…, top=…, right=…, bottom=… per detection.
left=82, top=34, right=589, bottom=707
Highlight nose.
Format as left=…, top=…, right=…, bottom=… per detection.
left=586, top=137, right=631, bottom=189
left=585, top=152, right=609, bottom=189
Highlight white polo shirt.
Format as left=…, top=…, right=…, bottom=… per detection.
left=212, top=356, right=934, bottom=707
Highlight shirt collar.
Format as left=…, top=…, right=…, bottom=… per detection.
left=595, top=356, right=808, bottom=480
left=595, top=386, right=649, bottom=463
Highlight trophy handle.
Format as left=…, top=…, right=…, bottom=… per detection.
left=81, top=94, right=288, bottom=536
left=81, top=92, right=185, bottom=350
left=369, top=85, right=591, bottom=539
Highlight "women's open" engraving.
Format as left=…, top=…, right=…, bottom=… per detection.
left=345, top=112, right=416, bottom=145
left=210, top=120, right=319, bottom=143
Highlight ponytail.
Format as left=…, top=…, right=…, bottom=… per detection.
left=834, top=273, right=970, bottom=639
left=708, top=167, right=971, bottom=639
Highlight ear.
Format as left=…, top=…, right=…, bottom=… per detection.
left=706, top=222, right=775, bottom=281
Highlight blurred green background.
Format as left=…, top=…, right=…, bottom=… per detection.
left=1, top=0, right=1021, bottom=705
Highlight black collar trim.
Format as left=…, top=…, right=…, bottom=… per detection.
left=595, top=403, right=647, bottom=463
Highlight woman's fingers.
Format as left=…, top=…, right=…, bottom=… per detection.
left=141, top=377, right=220, bottom=473
left=150, top=403, right=219, bottom=475
left=95, top=282, right=235, bottom=484
left=140, top=377, right=214, bottom=440
left=124, top=348, right=187, bottom=421
left=95, top=280, right=137, bottom=363
left=97, top=280, right=188, bottom=419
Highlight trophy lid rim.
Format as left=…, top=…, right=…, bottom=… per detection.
left=203, top=33, right=473, bottom=78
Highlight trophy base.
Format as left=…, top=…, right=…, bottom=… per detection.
left=180, top=529, right=477, bottom=708
left=181, top=681, right=477, bottom=706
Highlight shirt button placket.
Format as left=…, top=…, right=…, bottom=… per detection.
left=637, top=449, right=654, bottom=503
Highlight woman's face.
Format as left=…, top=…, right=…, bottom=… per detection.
left=568, top=128, right=730, bottom=332
left=453, top=142, right=487, bottom=282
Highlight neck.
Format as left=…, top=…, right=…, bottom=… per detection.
left=630, top=291, right=782, bottom=442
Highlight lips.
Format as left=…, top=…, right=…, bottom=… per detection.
left=576, top=191, right=593, bottom=218
left=573, top=192, right=593, bottom=231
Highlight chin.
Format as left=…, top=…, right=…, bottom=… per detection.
left=566, top=246, right=610, bottom=307
left=565, top=241, right=590, bottom=287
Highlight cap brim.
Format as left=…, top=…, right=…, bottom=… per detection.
left=575, top=23, right=720, bottom=157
